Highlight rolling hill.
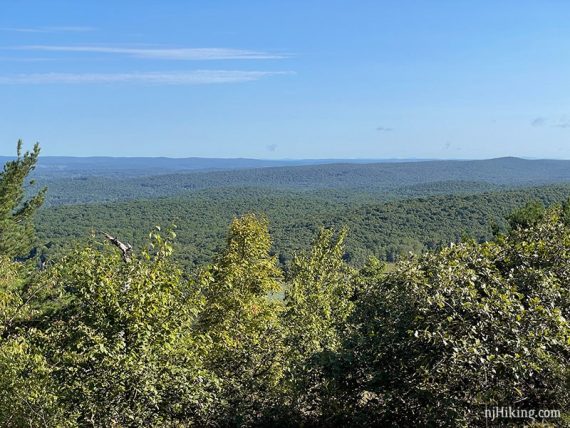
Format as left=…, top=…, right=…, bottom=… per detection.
left=35, top=157, right=570, bottom=206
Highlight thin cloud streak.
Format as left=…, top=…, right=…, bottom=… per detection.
left=0, top=70, right=294, bottom=85
left=553, top=117, right=570, bottom=129
left=1, top=26, right=95, bottom=33
left=14, top=45, right=287, bottom=60
left=0, top=57, right=55, bottom=62
left=530, top=116, right=570, bottom=129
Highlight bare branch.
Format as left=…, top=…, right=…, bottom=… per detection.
left=103, top=232, right=132, bottom=262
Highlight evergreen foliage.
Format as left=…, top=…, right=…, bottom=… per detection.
left=0, top=140, right=45, bottom=259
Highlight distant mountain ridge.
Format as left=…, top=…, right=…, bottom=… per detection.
left=1, top=154, right=565, bottom=179
left=0, top=155, right=432, bottom=178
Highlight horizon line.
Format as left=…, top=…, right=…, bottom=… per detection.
left=0, top=155, right=565, bottom=162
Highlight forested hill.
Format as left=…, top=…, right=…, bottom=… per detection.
left=37, top=156, right=570, bottom=206
left=36, top=184, right=570, bottom=269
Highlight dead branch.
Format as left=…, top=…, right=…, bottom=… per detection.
left=103, top=232, right=132, bottom=262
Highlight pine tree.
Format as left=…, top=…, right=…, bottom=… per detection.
left=0, top=140, right=46, bottom=259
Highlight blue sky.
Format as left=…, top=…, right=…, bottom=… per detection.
left=0, top=0, right=569, bottom=159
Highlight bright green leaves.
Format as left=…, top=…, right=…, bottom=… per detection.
left=208, top=213, right=281, bottom=296
left=0, top=257, right=68, bottom=426
left=0, top=257, right=22, bottom=335
left=33, top=231, right=217, bottom=426
left=0, top=335, right=69, bottom=427
left=284, top=228, right=354, bottom=357
left=197, top=214, right=286, bottom=425
left=282, top=228, right=356, bottom=420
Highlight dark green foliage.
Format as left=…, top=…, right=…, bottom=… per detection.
left=507, top=200, right=546, bottom=229
left=36, top=184, right=570, bottom=270
left=0, top=140, right=45, bottom=259
left=31, top=148, right=570, bottom=270
left=561, top=199, right=570, bottom=226
left=326, top=208, right=569, bottom=426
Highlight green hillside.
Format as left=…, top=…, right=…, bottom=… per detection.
left=36, top=184, right=570, bottom=270
left=38, top=157, right=570, bottom=206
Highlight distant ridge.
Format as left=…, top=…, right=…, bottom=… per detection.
left=1, top=154, right=564, bottom=179
left=0, top=156, right=434, bottom=178
left=34, top=156, right=570, bottom=206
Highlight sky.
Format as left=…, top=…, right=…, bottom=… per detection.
left=0, top=0, right=569, bottom=159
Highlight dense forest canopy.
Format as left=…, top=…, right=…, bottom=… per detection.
left=36, top=184, right=570, bottom=269
left=24, top=150, right=570, bottom=273
left=1, top=144, right=569, bottom=426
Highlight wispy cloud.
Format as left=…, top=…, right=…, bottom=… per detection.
left=531, top=116, right=570, bottom=129
left=553, top=118, right=570, bottom=129
left=13, top=45, right=286, bottom=60
left=0, top=57, right=55, bottom=62
left=376, top=126, right=393, bottom=132
left=0, top=70, right=294, bottom=85
left=1, top=26, right=94, bottom=33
